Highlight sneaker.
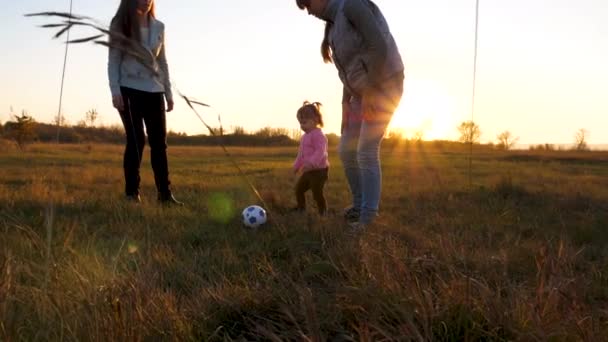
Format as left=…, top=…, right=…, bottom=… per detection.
left=157, top=192, right=184, bottom=206
left=343, top=206, right=360, bottom=222
left=125, top=194, right=141, bottom=203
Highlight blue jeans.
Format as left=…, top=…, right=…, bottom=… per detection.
left=339, top=74, right=404, bottom=224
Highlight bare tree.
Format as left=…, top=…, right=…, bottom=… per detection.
left=0, top=106, right=12, bottom=137
left=290, top=128, right=302, bottom=141
left=85, top=108, right=99, bottom=127
left=574, top=128, right=589, bottom=151
left=386, top=128, right=405, bottom=140
left=496, top=131, right=519, bottom=150
left=457, top=121, right=481, bottom=144
left=231, top=126, right=246, bottom=135
left=54, top=113, right=67, bottom=127
left=272, top=128, right=290, bottom=137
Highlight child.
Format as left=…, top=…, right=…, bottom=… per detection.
left=293, top=101, right=330, bottom=215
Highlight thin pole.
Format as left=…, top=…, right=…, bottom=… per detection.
left=55, top=0, right=73, bottom=143
left=469, top=0, right=480, bottom=187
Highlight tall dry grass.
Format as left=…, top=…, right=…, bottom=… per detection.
left=1, top=143, right=607, bottom=340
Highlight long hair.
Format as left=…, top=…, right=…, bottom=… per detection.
left=110, top=0, right=156, bottom=43
left=297, top=101, right=324, bottom=127
left=321, top=22, right=333, bottom=64
left=295, top=0, right=333, bottom=63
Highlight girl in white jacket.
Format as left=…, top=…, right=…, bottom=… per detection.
left=108, top=0, right=181, bottom=205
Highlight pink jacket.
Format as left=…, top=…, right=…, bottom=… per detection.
left=293, top=128, right=329, bottom=171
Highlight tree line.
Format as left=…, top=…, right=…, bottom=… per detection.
left=0, top=109, right=593, bottom=152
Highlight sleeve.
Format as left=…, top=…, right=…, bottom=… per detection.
left=157, top=26, right=173, bottom=102
left=107, top=22, right=123, bottom=98
left=310, top=131, right=328, bottom=168
left=343, top=0, right=388, bottom=88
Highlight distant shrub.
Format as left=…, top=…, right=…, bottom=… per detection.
left=4, top=111, right=37, bottom=150
left=529, top=143, right=556, bottom=151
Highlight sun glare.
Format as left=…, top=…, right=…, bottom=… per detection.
left=389, top=79, right=456, bottom=141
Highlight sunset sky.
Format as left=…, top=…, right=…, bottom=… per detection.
left=1, top=0, right=607, bottom=145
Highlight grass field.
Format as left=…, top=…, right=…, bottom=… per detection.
left=1, top=142, right=607, bottom=340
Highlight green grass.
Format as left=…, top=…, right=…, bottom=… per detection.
left=1, top=143, right=607, bottom=340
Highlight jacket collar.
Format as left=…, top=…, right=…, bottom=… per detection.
left=320, top=0, right=341, bottom=22
left=148, top=17, right=161, bottom=32
left=147, top=17, right=163, bottom=43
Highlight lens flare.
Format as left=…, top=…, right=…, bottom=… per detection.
left=206, top=192, right=235, bottom=224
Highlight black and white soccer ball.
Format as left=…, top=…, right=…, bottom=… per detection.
left=242, top=205, right=267, bottom=228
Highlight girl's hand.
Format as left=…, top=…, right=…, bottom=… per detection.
left=292, top=167, right=301, bottom=181
left=166, top=99, right=174, bottom=112
left=112, top=95, right=124, bottom=111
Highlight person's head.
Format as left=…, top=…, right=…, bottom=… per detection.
left=295, top=0, right=333, bottom=63
left=136, top=0, right=155, bottom=16
left=111, top=0, right=156, bottom=41
left=295, top=0, right=328, bottom=18
left=297, top=101, right=324, bottom=133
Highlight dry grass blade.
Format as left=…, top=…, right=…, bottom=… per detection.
left=1, top=213, right=45, bottom=252
left=24, top=11, right=87, bottom=20
left=39, top=23, right=66, bottom=28
left=27, top=12, right=160, bottom=77
left=54, top=23, right=73, bottom=38
left=66, top=34, right=104, bottom=44
left=189, top=99, right=211, bottom=107
left=180, top=94, right=214, bottom=133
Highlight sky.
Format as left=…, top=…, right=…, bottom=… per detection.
left=1, top=0, right=607, bottom=145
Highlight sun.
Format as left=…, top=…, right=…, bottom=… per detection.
left=389, top=79, right=457, bottom=140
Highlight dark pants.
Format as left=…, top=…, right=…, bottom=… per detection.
left=295, top=168, right=328, bottom=214
left=119, top=87, right=171, bottom=196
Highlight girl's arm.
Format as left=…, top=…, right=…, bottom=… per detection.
left=107, top=23, right=123, bottom=98
left=157, top=26, right=173, bottom=103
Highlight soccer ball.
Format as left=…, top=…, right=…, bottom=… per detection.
left=242, top=205, right=267, bottom=228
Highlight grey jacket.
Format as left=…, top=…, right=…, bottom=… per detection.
left=107, top=17, right=173, bottom=102
left=325, top=0, right=404, bottom=102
